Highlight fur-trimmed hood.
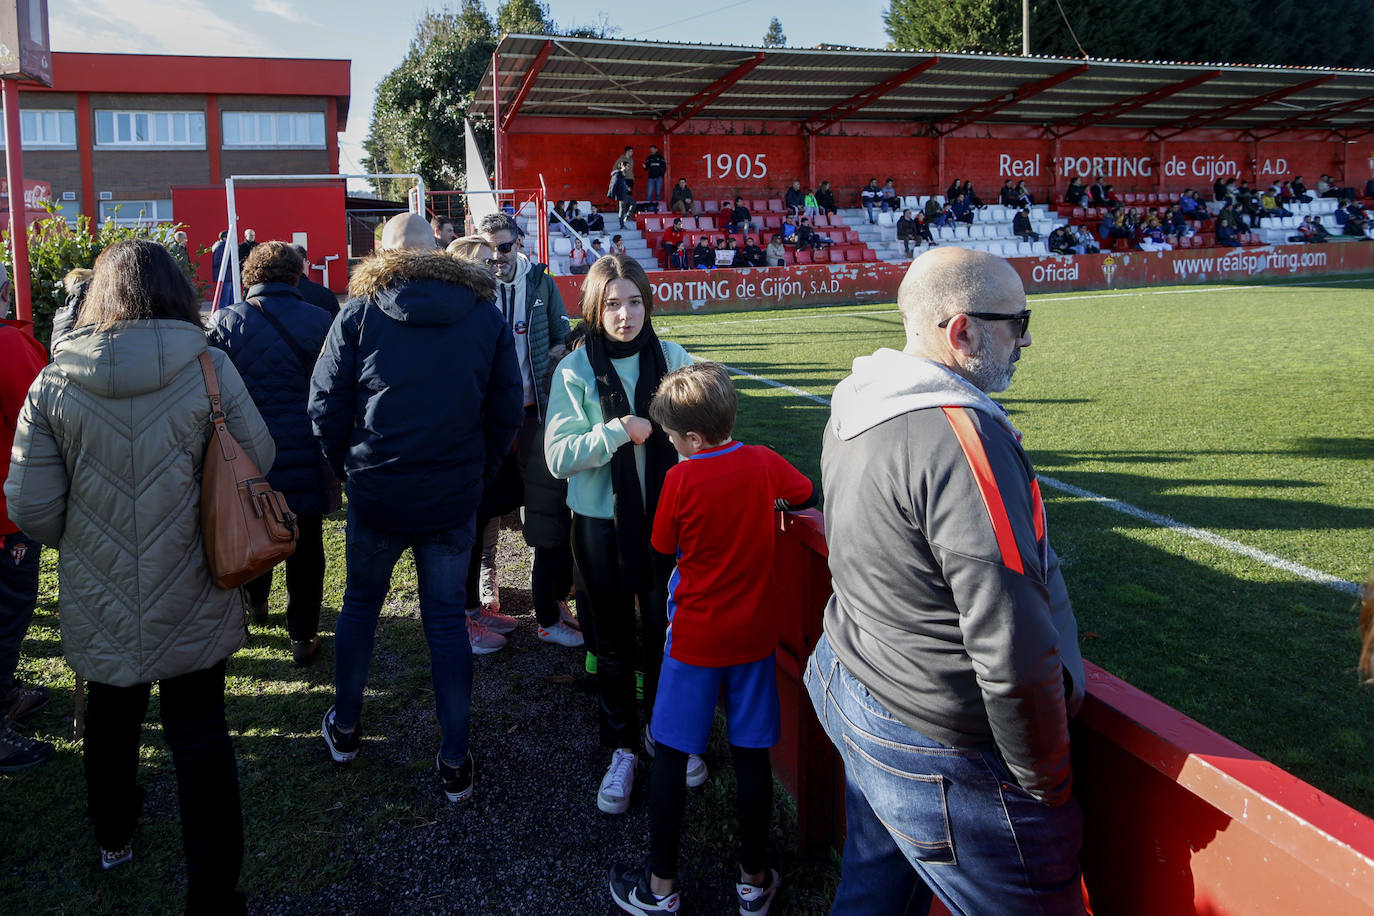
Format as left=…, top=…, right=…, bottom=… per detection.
left=347, top=249, right=496, bottom=327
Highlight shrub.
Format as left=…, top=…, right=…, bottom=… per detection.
left=3, top=202, right=196, bottom=347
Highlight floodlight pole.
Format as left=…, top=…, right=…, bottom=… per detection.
left=222, top=171, right=424, bottom=305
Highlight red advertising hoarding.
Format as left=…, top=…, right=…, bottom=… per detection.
left=551, top=243, right=1374, bottom=318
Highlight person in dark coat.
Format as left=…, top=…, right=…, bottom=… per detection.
left=206, top=241, right=336, bottom=666
left=293, top=245, right=340, bottom=318
left=211, top=231, right=234, bottom=309
left=48, top=267, right=93, bottom=351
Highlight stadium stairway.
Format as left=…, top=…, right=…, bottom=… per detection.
left=515, top=203, right=659, bottom=275
left=843, top=198, right=1063, bottom=261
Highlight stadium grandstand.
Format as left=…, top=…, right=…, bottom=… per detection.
left=470, top=35, right=1374, bottom=281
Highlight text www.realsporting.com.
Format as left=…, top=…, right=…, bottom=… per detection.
left=1171, top=250, right=1328, bottom=278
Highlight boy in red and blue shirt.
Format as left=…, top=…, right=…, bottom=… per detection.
left=609, top=361, right=815, bottom=916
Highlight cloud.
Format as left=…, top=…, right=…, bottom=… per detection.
left=251, top=0, right=310, bottom=25
left=50, top=0, right=284, bottom=56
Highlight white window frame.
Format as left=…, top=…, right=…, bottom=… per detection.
left=98, top=199, right=174, bottom=225
left=220, top=111, right=326, bottom=150
left=94, top=110, right=206, bottom=150
left=0, top=109, right=77, bottom=149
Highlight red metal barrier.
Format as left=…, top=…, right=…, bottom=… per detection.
left=552, top=242, right=1374, bottom=318
left=769, top=510, right=1374, bottom=914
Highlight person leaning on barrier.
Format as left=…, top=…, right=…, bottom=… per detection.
left=293, top=245, right=340, bottom=318
left=311, top=212, right=524, bottom=803
left=806, top=247, right=1087, bottom=916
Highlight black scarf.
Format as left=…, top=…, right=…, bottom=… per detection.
left=584, top=318, right=675, bottom=592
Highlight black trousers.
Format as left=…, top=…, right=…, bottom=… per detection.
left=84, top=660, right=246, bottom=915
left=649, top=743, right=772, bottom=880
left=571, top=514, right=669, bottom=749
left=245, top=513, right=324, bottom=642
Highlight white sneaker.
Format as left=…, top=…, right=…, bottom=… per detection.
left=597, top=748, right=637, bottom=814
left=478, top=564, right=500, bottom=611
left=643, top=726, right=709, bottom=787
left=467, top=617, right=506, bottom=655
left=468, top=607, right=517, bottom=635
left=558, top=600, right=580, bottom=631
left=537, top=621, right=585, bottom=647
left=736, top=868, right=780, bottom=915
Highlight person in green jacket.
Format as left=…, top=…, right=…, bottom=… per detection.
left=544, top=255, right=697, bottom=817
left=5, top=240, right=272, bottom=912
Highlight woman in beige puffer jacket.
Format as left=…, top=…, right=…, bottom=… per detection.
left=5, top=240, right=272, bottom=914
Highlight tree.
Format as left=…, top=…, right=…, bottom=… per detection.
left=763, top=17, right=786, bottom=48
left=496, top=0, right=553, bottom=35
left=882, top=0, right=1374, bottom=68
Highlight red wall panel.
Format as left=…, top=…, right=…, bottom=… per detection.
left=665, top=133, right=805, bottom=204
left=815, top=136, right=936, bottom=206
left=171, top=183, right=348, bottom=293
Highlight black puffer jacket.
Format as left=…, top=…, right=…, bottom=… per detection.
left=521, top=423, right=570, bottom=549
left=207, top=282, right=338, bottom=517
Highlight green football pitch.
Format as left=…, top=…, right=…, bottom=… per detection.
left=655, top=276, right=1374, bottom=813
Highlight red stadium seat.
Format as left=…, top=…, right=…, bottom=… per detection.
left=794, top=249, right=813, bottom=264
left=812, top=247, right=832, bottom=263
left=1072, top=208, right=1085, bottom=219
left=767, top=199, right=785, bottom=212
left=642, top=216, right=664, bottom=232
left=679, top=217, right=696, bottom=231
left=700, top=200, right=720, bottom=213
left=783, top=249, right=796, bottom=265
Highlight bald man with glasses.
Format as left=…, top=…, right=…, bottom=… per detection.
left=806, top=247, right=1088, bottom=915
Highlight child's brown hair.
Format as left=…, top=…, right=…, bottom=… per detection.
left=650, top=361, right=737, bottom=444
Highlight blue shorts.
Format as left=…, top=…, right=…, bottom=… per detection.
left=649, top=652, right=780, bottom=755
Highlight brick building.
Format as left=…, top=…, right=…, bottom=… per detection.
left=7, top=52, right=350, bottom=226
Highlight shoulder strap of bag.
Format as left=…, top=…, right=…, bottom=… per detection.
left=197, top=351, right=237, bottom=462
left=248, top=297, right=315, bottom=373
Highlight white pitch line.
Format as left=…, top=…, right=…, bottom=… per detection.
left=710, top=362, right=1361, bottom=596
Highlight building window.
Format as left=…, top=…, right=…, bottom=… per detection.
left=0, top=109, right=77, bottom=148
left=94, top=110, right=205, bottom=148
left=221, top=111, right=325, bottom=149
left=99, top=199, right=174, bottom=225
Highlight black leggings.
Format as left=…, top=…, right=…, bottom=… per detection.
left=571, top=514, right=669, bottom=749
left=531, top=542, right=575, bottom=629
left=649, top=743, right=772, bottom=880
left=245, top=513, right=324, bottom=641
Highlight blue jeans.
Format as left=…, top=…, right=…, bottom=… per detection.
left=334, top=506, right=475, bottom=764
left=805, top=634, right=1085, bottom=916
left=646, top=176, right=663, bottom=202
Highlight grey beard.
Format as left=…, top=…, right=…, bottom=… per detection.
left=964, top=340, right=1017, bottom=393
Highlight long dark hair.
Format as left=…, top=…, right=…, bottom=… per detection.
left=77, top=239, right=203, bottom=332
left=579, top=254, right=654, bottom=333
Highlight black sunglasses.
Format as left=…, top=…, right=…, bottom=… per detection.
left=937, top=309, right=1031, bottom=337
left=493, top=240, right=516, bottom=254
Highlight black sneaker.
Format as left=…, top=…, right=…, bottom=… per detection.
left=250, top=602, right=269, bottom=625
left=4, top=681, right=50, bottom=720
left=292, top=637, right=321, bottom=668
left=609, top=863, right=680, bottom=914
left=435, top=751, right=474, bottom=802
left=736, top=867, right=780, bottom=915
left=0, top=719, right=53, bottom=771
left=321, top=705, right=359, bottom=763
left=100, top=843, right=133, bottom=870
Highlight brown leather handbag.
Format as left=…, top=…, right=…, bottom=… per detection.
left=197, top=351, right=297, bottom=589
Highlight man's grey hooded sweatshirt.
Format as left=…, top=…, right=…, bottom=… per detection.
left=822, top=347, right=1085, bottom=806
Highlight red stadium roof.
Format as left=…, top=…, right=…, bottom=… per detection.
left=476, top=34, right=1374, bottom=138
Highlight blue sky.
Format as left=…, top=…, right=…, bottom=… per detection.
left=50, top=0, right=892, bottom=188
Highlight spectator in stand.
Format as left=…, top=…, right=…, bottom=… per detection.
left=1100, top=210, right=1132, bottom=244
left=816, top=181, right=837, bottom=215
left=1070, top=224, right=1100, bottom=254
left=1089, top=176, right=1108, bottom=206
left=1291, top=175, right=1312, bottom=202
left=1342, top=201, right=1369, bottom=238
left=661, top=217, right=686, bottom=258
left=1215, top=203, right=1243, bottom=246
left=1212, top=177, right=1229, bottom=202
left=1258, top=188, right=1291, bottom=219
left=713, top=239, right=732, bottom=268
left=614, top=146, right=635, bottom=198
left=741, top=237, right=764, bottom=267
left=1012, top=206, right=1039, bottom=242
left=725, top=237, right=742, bottom=265
left=765, top=235, right=786, bottom=267
left=586, top=205, right=606, bottom=234
left=610, top=235, right=627, bottom=256
left=8, top=239, right=274, bottom=905
left=568, top=205, right=590, bottom=236
left=803, top=188, right=820, bottom=221
left=569, top=239, right=590, bottom=274
left=432, top=216, right=456, bottom=249
left=1317, top=175, right=1336, bottom=198
left=880, top=178, right=899, bottom=213
left=207, top=242, right=337, bottom=667
left=1137, top=217, right=1172, bottom=251
left=924, top=196, right=943, bottom=226
left=1047, top=225, right=1074, bottom=254
left=999, top=180, right=1017, bottom=206
left=896, top=209, right=920, bottom=256
left=609, top=165, right=637, bottom=229
left=1064, top=177, right=1086, bottom=206
left=1164, top=206, right=1189, bottom=238
left=1365, top=178, right=1374, bottom=199
left=860, top=179, right=881, bottom=224
left=670, top=243, right=691, bottom=270
left=945, top=178, right=962, bottom=201
left=1311, top=216, right=1332, bottom=240
left=780, top=215, right=798, bottom=243
left=644, top=145, right=667, bottom=207
left=670, top=178, right=696, bottom=216
left=729, top=197, right=756, bottom=234
left=795, top=218, right=830, bottom=251
left=960, top=180, right=984, bottom=209
left=551, top=200, right=569, bottom=232
left=784, top=180, right=806, bottom=217
left=1178, top=189, right=1204, bottom=220
left=588, top=238, right=606, bottom=264
left=950, top=193, right=975, bottom=225
left=1013, top=181, right=1034, bottom=208
left=1291, top=216, right=1318, bottom=243
left=693, top=239, right=713, bottom=269
left=294, top=245, right=341, bottom=318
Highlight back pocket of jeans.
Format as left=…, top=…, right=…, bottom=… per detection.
left=842, top=735, right=956, bottom=865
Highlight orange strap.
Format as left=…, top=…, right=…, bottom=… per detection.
left=942, top=407, right=1024, bottom=575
